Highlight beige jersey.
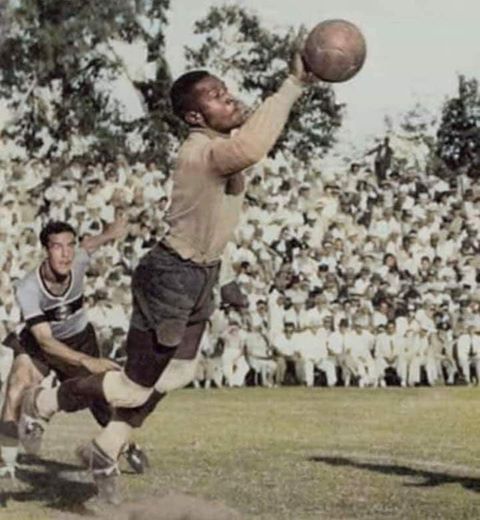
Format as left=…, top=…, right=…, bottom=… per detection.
left=165, top=76, right=303, bottom=264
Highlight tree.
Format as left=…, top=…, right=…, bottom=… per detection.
left=436, top=75, right=480, bottom=179
left=0, top=0, right=179, bottom=164
left=0, top=2, right=10, bottom=45
left=184, top=5, right=344, bottom=166
left=392, top=103, right=437, bottom=173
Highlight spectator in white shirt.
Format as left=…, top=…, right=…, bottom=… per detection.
left=430, top=328, right=457, bottom=385
left=470, top=327, right=480, bottom=385
left=456, top=324, right=473, bottom=384
left=273, top=322, right=301, bottom=386
left=221, top=322, right=249, bottom=387
left=344, top=321, right=376, bottom=387
left=374, top=321, right=408, bottom=387
left=295, top=321, right=337, bottom=387
left=328, top=319, right=350, bottom=386
left=408, top=328, right=437, bottom=386
left=245, top=328, right=276, bottom=387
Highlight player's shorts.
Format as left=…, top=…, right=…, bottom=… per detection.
left=14, top=322, right=101, bottom=381
left=10, top=323, right=112, bottom=426
left=130, top=241, right=220, bottom=347
left=125, top=241, right=220, bottom=386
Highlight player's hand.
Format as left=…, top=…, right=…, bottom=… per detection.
left=105, top=215, right=128, bottom=241
left=81, top=356, right=121, bottom=374
left=290, top=53, right=315, bottom=84
left=290, top=27, right=317, bottom=85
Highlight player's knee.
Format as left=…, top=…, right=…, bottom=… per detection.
left=103, top=370, right=153, bottom=408
left=154, top=358, right=199, bottom=393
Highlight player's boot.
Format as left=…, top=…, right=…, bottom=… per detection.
left=121, top=442, right=150, bottom=474
left=18, top=415, right=46, bottom=456
left=76, top=441, right=121, bottom=505
left=19, top=386, right=49, bottom=456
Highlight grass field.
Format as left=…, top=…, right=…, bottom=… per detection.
left=2, top=386, right=480, bottom=519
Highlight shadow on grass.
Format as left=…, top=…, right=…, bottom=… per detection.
left=310, top=455, right=480, bottom=493
left=0, top=455, right=96, bottom=514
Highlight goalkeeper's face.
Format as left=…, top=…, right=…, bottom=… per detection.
left=187, top=75, right=248, bottom=134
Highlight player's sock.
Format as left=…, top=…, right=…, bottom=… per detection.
left=0, top=421, right=20, bottom=477
left=0, top=420, right=19, bottom=446
left=95, top=421, right=132, bottom=461
left=36, top=386, right=59, bottom=419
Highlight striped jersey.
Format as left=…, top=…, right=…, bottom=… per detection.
left=15, top=248, right=91, bottom=339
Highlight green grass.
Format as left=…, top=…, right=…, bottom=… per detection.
left=3, top=386, right=480, bottom=519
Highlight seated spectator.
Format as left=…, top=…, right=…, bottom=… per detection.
left=297, top=321, right=337, bottom=387
left=430, top=328, right=457, bottom=385
left=272, top=322, right=301, bottom=386
left=456, top=324, right=473, bottom=384
left=194, top=322, right=224, bottom=390
left=374, top=321, right=407, bottom=387
left=408, top=328, right=437, bottom=386
left=244, top=327, right=276, bottom=387
left=343, top=321, right=376, bottom=387
left=221, top=321, right=249, bottom=388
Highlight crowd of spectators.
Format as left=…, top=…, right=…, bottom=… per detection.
left=2, top=141, right=480, bottom=390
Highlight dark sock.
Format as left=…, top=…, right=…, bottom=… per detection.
left=0, top=421, right=19, bottom=447
left=57, top=373, right=106, bottom=413
left=114, top=390, right=166, bottom=428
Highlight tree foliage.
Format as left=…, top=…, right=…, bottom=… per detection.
left=0, top=0, right=180, bottom=164
left=185, top=5, right=344, bottom=165
left=436, top=75, right=480, bottom=178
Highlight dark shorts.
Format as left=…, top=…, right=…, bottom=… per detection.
left=125, top=242, right=220, bottom=387
left=15, top=322, right=100, bottom=381
left=130, top=242, right=220, bottom=347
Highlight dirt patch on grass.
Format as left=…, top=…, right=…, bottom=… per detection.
left=56, top=491, right=243, bottom=520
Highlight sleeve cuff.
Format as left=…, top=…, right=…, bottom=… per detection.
left=25, top=314, right=48, bottom=328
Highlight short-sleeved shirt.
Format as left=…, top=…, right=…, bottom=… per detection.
left=15, top=248, right=90, bottom=339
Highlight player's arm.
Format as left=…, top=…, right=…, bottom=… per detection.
left=30, top=322, right=120, bottom=374
left=81, top=215, right=128, bottom=255
left=208, top=54, right=310, bottom=176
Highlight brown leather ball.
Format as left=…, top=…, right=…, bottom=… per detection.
left=302, top=19, right=367, bottom=82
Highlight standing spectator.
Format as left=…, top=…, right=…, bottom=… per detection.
left=366, top=136, right=394, bottom=184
